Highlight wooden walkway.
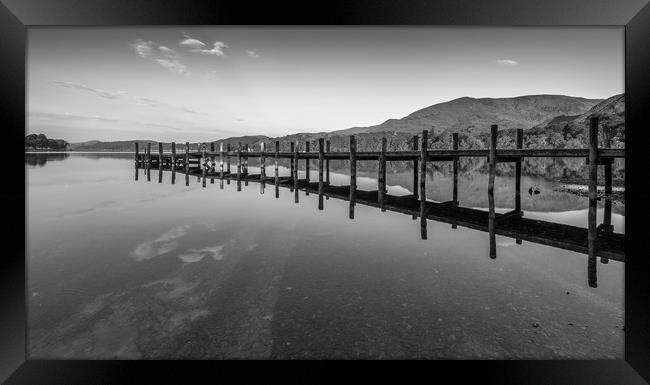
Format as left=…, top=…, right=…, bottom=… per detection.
left=134, top=117, right=625, bottom=288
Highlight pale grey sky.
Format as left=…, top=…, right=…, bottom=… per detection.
left=27, top=27, right=624, bottom=142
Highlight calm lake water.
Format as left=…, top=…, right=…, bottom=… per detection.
left=27, top=152, right=624, bottom=359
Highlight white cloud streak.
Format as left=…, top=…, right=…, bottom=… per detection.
left=495, top=59, right=519, bottom=66
left=50, top=81, right=126, bottom=99
left=131, top=39, right=190, bottom=76
left=180, top=34, right=227, bottom=56
left=245, top=50, right=259, bottom=58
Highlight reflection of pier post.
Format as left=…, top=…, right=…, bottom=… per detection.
left=171, top=142, right=176, bottom=185
left=452, top=133, right=459, bottom=207
left=275, top=140, right=280, bottom=198
left=419, top=130, right=428, bottom=240
left=305, top=141, right=310, bottom=196
left=488, top=125, right=497, bottom=259
left=349, top=135, right=357, bottom=219
left=318, top=138, right=324, bottom=210
left=294, top=141, right=299, bottom=203
left=587, top=116, right=599, bottom=287
left=260, top=142, right=266, bottom=194
left=184, top=142, right=189, bottom=186
left=290, top=142, right=295, bottom=192
left=244, top=144, right=249, bottom=186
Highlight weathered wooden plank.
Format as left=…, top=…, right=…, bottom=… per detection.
left=587, top=117, right=599, bottom=287
left=420, top=130, right=428, bottom=240
left=349, top=135, right=357, bottom=219
left=488, top=125, right=497, bottom=259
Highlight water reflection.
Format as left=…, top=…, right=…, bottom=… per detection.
left=27, top=153, right=624, bottom=359
left=25, top=152, right=69, bottom=167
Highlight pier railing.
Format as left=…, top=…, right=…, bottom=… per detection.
left=134, top=117, right=625, bottom=288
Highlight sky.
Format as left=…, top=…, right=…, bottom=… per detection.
left=27, top=27, right=624, bottom=143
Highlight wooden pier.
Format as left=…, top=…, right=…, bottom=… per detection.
left=134, top=118, right=625, bottom=287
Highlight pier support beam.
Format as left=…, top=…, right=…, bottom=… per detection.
left=294, top=142, right=299, bottom=203
left=237, top=142, right=242, bottom=192
left=325, top=140, right=330, bottom=184
left=290, top=142, right=295, bottom=192
left=134, top=142, right=139, bottom=163
left=260, top=142, right=266, bottom=194
left=171, top=142, right=176, bottom=185
left=515, top=128, right=523, bottom=215
left=226, top=144, right=231, bottom=185
left=420, top=130, right=428, bottom=239
left=318, top=138, right=325, bottom=210
left=201, top=145, right=206, bottom=188
left=378, top=137, right=387, bottom=211
left=587, top=116, right=599, bottom=287
left=488, top=125, right=497, bottom=259
left=244, top=144, right=249, bottom=186
left=452, top=133, right=459, bottom=207
left=349, top=135, right=357, bottom=219
left=184, top=142, right=189, bottom=186
left=275, top=141, right=280, bottom=198
left=219, top=142, right=224, bottom=189
left=305, top=141, right=310, bottom=195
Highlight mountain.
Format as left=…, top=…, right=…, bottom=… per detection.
left=25, top=134, right=69, bottom=151
left=332, top=95, right=602, bottom=136
left=69, top=140, right=101, bottom=150
left=527, top=94, right=624, bottom=148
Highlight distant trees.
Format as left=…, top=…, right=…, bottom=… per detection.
left=25, top=134, right=69, bottom=150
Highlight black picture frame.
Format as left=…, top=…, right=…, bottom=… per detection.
left=2, top=0, right=649, bottom=383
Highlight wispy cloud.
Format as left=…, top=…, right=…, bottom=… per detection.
left=29, top=111, right=187, bottom=131
left=180, top=34, right=227, bottom=56
left=131, top=39, right=190, bottom=76
left=134, top=96, right=201, bottom=115
left=495, top=59, right=519, bottom=66
left=245, top=50, right=259, bottom=58
left=50, top=81, right=126, bottom=99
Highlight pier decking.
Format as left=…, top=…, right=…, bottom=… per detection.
left=134, top=117, right=625, bottom=288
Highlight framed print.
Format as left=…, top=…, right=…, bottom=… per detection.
left=2, top=0, right=650, bottom=383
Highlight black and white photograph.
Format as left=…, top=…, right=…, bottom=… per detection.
left=23, top=26, right=628, bottom=360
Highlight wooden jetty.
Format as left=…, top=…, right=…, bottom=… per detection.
left=134, top=118, right=625, bottom=288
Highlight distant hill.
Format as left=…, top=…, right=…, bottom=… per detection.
left=528, top=94, right=624, bottom=148
left=332, top=95, right=601, bottom=136
left=25, top=133, right=69, bottom=151
left=59, top=93, right=621, bottom=153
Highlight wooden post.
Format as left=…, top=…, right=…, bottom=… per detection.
left=420, top=131, right=428, bottom=240
left=290, top=141, right=295, bottom=192
left=185, top=142, right=189, bottom=186
left=305, top=141, right=310, bottom=195
left=587, top=116, right=599, bottom=287
left=325, top=140, right=331, bottom=184
left=158, top=142, right=163, bottom=165
left=244, top=144, right=249, bottom=186
left=488, top=125, right=498, bottom=259
left=171, top=141, right=176, bottom=167
left=210, top=143, right=215, bottom=184
left=349, top=136, right=357, bottom=219
left=601, top=125, right=613, bottom=264
left=378, top=137, right=387, bottom=211
left=452, top=133, right=459, bottom=206
left=412, top=135, right=418, bottom=200
left=237, top=142, right=242, bottom=191
left=294, top=141, right=299, bottom=203
left=219, top=142, right=224, bottom=187
left=201, top=144, right=206, bottom=188
left=260, top=142, right=266, bottom=194
left=226, top=143, right=231, bottom=185
left=146, top=142, right=151, bottom=164
left=318, top=138, right=324, bottom=210
left=515, top=129, right=523, bottom=214
left=275, top=140, right=280, bottom=198
left=146, top=159, right=151, bottom=182
left=135, top=142, right=139, bottom=163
